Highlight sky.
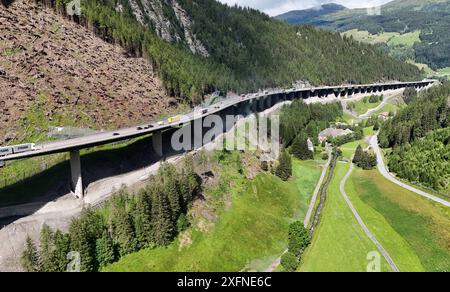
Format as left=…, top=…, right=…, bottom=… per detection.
left=217, top=0, right=393, bottom=16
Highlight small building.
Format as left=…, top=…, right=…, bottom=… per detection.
left=318, top=128, right=353, bottom=143
left=378, top=112, right=390, bottom=121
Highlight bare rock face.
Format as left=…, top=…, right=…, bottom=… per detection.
left=172, top=0, right=209, bottom=57
left=0, top=0, right=175, bottom=141
left=126, top=0, right=209, bottom=56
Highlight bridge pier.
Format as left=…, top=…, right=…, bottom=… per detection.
left=70, top=150, right=83, bottom=199
left=152, top=131, right=163, bottom=157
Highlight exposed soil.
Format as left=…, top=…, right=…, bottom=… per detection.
left=0, top=0, right=173, bottom=143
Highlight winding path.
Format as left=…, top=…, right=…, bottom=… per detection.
left=342, top=89, right=403, bottom=120
left=370, top=136, right=450, bottom=207
left=340, top=160, right=399, bottom=272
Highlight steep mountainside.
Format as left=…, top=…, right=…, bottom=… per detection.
left=277, top=0, right=450, bottom=71
left=0, top=0, right=172, bottom=143
left=47, top=0, right=421, bottom=98
left=275, top=3, right=346, bottom=25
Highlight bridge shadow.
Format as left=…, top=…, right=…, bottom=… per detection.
left=0, top=135, right=184, bottom=223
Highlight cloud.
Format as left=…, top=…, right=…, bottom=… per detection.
left=217, top=0, right=393, bottom=16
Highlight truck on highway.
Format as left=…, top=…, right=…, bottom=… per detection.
left=168, top=115, right=181, bottom=124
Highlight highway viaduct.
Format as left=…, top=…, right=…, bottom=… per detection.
left=0, top=80, right=436, bottom=198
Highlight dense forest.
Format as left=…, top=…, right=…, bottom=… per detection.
left=379, top=83, right=450, bottom=192
left=35, top=0, right=421, bottom=103
left=387, top=128, right=449, bottom=192
left=379, top=83, right=450, bottom=147
left=21, top=157, right=200, bottom=272
left=279, top=100, right=343, bottom=147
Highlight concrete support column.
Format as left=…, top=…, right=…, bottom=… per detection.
left=152, top=131, right=163, bottom=157
left=70, top=150, right=83, bottom=199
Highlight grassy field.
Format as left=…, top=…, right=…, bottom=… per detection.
left=342, top=29, right=420, bottom=47
left=292, top=159, right=323, bottom=220
left=351, top=169, right=450, bottom=271
left=348, top=98, right=382, bottom=116
left=345, top=168, right=424, bottom=271
left=298, top=162, right=392, bottom=272
left=104, top=159, right=322, bottom=272
left=387, top=31, right=421, bottom=47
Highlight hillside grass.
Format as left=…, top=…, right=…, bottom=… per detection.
left=351, top=169, right=450, bottom=271
left=103, top=159, right=322, bottom=272
left=387, top=30, right=421, bottom=47
left=298, top=162, right=392, bottom=272
left=348, top=98, right=382, bottom=115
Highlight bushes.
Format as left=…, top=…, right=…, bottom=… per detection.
left=21, top=156, right=200, bottom=272
left=281, top=252, right=299, bottom=272
left=281, top=221, right=311, bottom=272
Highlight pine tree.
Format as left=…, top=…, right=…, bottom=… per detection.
left=291, top=133, right=313, bottom=160
left=133, top=189, right=154, bottom=248
left=113, top=209, right=138, bottom=257
left=21, top=236, right=41, bottom=272
left=150, top=180, right=175, bottom=246
left=69, top=208, right=103, bottom=272
left=95, top=232, right=116, bottom=268
left=160, top=163, right=181, bottom=223
left=52, top=230, right=71, bottom=272
left=275, top=149, right=292, bottom=181
left=353, top=145, right=363, bottom=164
left=39, top=224, right=55, bottom=272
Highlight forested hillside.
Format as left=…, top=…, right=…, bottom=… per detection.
left=379, top=83, right=450, bottom=147
left=278, top=0, right=450, bottom=71
left=379, top=83, right=450, bottom=192
left=35, top=0, right=421, bottom=102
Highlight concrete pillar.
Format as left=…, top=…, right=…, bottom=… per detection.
left=152, top=131, right=163, bottom=157
left=70, top=150, right=83, bottom=199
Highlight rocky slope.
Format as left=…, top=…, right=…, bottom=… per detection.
left=0, top=0, right=174, bottom=144
left=124, top=0, right=209, bottom=56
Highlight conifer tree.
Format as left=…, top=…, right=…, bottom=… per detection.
left=52, top=230, right=71, bottom=272
left=353, top=145, right=363, bottom=164
left=39, top=224, right=55, bottom=272
left=150, top=180, right=175, bottom=246
left=133, top=189, right=154, bottom=248
left=291, top=133, right=313, bottom=160
left=275, top=149, right=292, bottom=181
left=96, top=231, right=116, bottom=268
left=161, top=163, right=181, bottom=223
left=21, top=236, right=41, bottom=272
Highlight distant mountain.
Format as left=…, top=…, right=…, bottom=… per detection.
left=276, top=0, right=450, bottom=71
left=275, top=3, right=346, bottom=25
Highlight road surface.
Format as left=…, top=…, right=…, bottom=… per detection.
left=1, top=80, right=435, bottom=162
left=340, top=160, right=399, bottom=272
left=370, top=136, right=450, bottom=207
